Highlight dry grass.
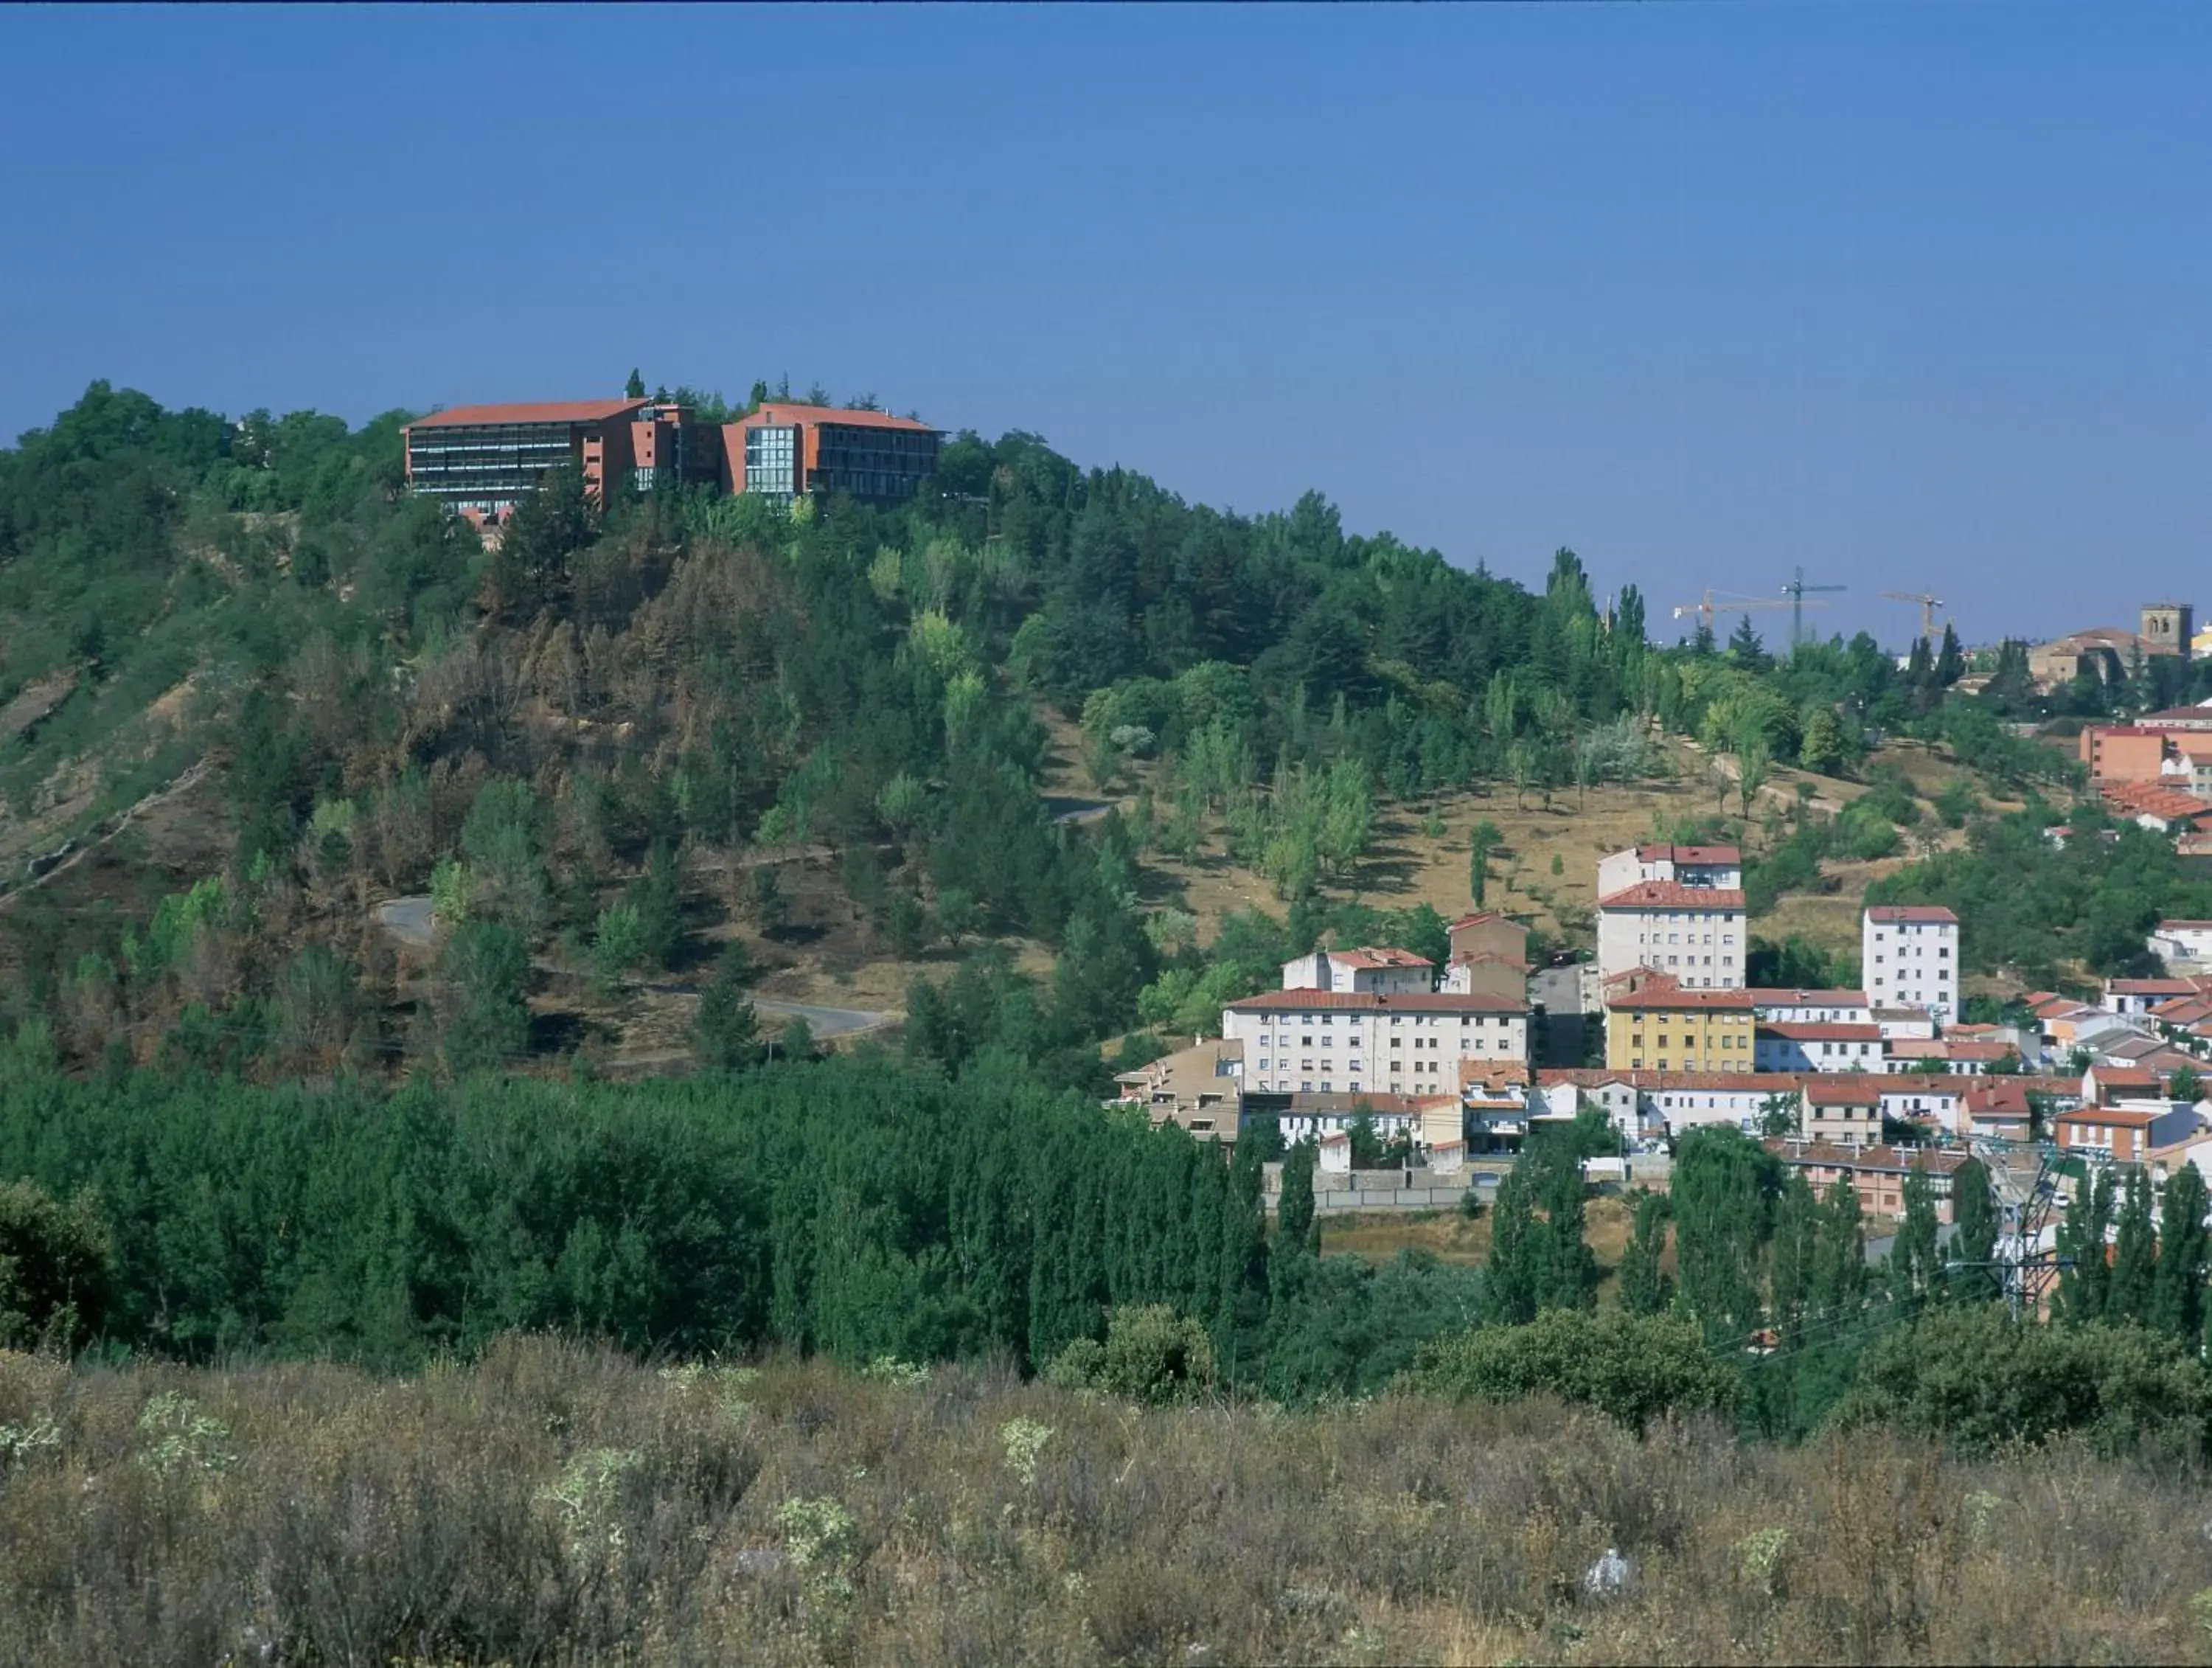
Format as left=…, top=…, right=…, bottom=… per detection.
left=0, top=1338, right=2203, bottom=1666
left=1322, top=1198, right=1642, bottom=1299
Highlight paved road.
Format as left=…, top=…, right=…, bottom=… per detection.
left=375, top=897, right=891, bottom=1038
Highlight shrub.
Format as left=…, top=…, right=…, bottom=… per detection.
left=1834, top=1307, right=2212, bottom=1462
left=0, top=1179, right=113, bottom=1350
left=1405, top=1309, right=1741, bottom=1434
left=1043, top=1304, right=1217, bottom=1405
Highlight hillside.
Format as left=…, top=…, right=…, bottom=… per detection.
left=0, top=380, right=2163, bottom=1085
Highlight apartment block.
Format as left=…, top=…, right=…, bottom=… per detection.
left=1595, top=842, right=1743, bottom=897
left=1604, top=986, right=1756, bottom=1072
left=1596, top=879, right=1747, bottom=991
left=1754, top=1022, right=1884, bottom=1074
left=1221, top=990, right=1528, bottom=1097
left=1862, top=904, right=1960, bottom=1025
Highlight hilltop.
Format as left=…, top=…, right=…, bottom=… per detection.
left=0, top=380, right=2160, bottom=1085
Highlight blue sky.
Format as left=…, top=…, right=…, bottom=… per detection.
left=2, top=4, right=2205, bottom=647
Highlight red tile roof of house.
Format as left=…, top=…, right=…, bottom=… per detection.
left=1635, top=843, right=1743, bottom=866
left=1610, top=987, right=1758, bottom=1012
left=2156, top=919, right=2212, bottom=931
left=2059, top=1106, right=2168, bottom=1129
left=2102, top=781, right=2212, bottom=823
left=731, top=403, right=939, bottom=434
left=1597, top=881, right=1747, bottom=910
left=2138, top=706, right=2212, bottom=725
left=407, top=397, right=650, bottom=430
left=2089, top=1066, right=2162, bottom=1090
left=2107, top=978, right=2202, bottom=995
left=1228, top=990, right=1526, bottom=1014
left=1448, top=911, right=1520, bottom=931
left=1537, top=1068, right=1809, bottom=1093
left=1766, top=1139, right=1970, bottom=1176
left=1759, top=1022, right=1884, bottom=1042
left=1746, top=987, right=1871, bottom=1007
left=1275, top=1091, right=1461, bottom=1115
left=1326, top=945, right=1434, bottom=970
left=1806, top=1080, right=1885, bottom=1106
left=1865, top=905, right=1959, bottom=924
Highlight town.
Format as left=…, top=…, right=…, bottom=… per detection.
left=1121, top=819, right=2212, bottom=1263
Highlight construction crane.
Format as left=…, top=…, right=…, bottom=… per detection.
left=1669, top=589, right=1821, bottom=636
left=1883, top=590, right=1946, bottom=645
left=1781, top=565, right=1847, bottom=648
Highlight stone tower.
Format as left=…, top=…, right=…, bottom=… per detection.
left=2141, top=601, right=2195, bottom=660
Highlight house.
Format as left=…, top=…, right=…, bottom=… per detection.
left=2104, top=975, right=2212, bottom=1017
left=1595, top=842, right=1744, bottom=896
left=1222, top=990, right=1528, bottom=1097
left=1767, top=1140, right=1971, bottom=1224
left=1755, top=1022, right=1885, bottom=1074
left=1536, top=1068, right=1806, bottom=1141
left=1446, top=911, right=1529, bottom=967
left=1747, top=987, right=1873, bottom=1026
left=1873, top=1007, right=1939, bottom=1043
left=1960, top=1078, right=2038, bottom=1141
left=1798, top=1079, right=1885, bottom=1147
left=2055, top=1102, right=2200, bottom=1164
left=1596, top=880, right=1747, bottom=993
left=2084, top=1064, right=2165, bottom=1104
left=1863, top=905, right=1961, bottom=1024
left=1279, top=945, right=1435, bottom=995
left=2150, top=920, right=2212, bottom=969
left=1879, top=1037, right=2016, bottom=1077
left=1114, top=1038, right=1244, bottom=1141
left=1605, top=986, right=1758, bottom=1072
left=1251, top=1091, right=1464, bottom=1153
left=2101, top=779, right=2212, bottom=839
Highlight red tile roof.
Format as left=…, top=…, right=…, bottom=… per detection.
left=2059, top=1106, right=2168, bottom=1128
left=1448, top=911, right=1519, bottom=931
left=1597, top=882, right=1747, bottom=910
left=1611, top=987, right=1758, bottom=1012
left=1806, top=1081, right=1885, bottom=1106
left=1326, top=945, right=1434, bottom=970
left=2107, top=978, right=2202, bottom=995
left=2157, top=920, right=2212, bottom=931
left=1635, top=843, right=1743, bottom=866
left=2103, top=780, right=2212, bottom=823
left=1537, top=1068, right=1809, bottom=1093
left=407, top=397, right=649, bottom=430
left=1227, top=990, right=1526, bottom=1014
left=1746, top=987, right=1871, bottom=1007
left=1865, top=905, right=1958, bottom=925
left=731, top=403, right=939, bottom=434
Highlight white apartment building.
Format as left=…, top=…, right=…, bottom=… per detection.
left=1862, top=905, right=1960, bottom=1025
left=1754, top=1023, right=1885, bottom=1074
left=1747, top=987, right=1873, bottom=1026
left=2150, top=919, right=2212, bottom=969
left=1279, top=945, right=1434, bottom=995
left=1597, top=880, right=1747, bottom=991
left=1222, top=990, right=1528, bottom=1097
left=1595, top=842, right=1744, bottom=897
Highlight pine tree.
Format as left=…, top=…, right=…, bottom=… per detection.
left=1810, top=1178, right=1867, bottom=1316
left=625, top=368, right=647, bottom=399
left=2150, top=1161, right=2209, bottom=1349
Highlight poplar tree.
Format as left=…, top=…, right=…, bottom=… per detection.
left=2151, top=1161, right=2209, bottom=1349
left=1950, top=1157, right=2000, bottom=1302
left=2107, top=1168, right=2157, bottom=1326
left=1618, top=1192, right=1673, bottom=1318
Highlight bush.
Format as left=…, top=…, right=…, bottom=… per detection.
left=1043, top=1304, right=1217, bottom=1405
left=1405, top=1309, right=1740, bottom=1434
left=1835, top=1307, right=2212, bottom=1462
left=0, top=1179, right=113, bottom=1350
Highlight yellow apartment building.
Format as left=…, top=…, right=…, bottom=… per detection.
left=1606, top=986, right=1758, bottom=1073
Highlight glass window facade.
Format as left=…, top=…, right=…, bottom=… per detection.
left=812, top=423, right=938, bottom=501
left=406, top=422, right=581, bottom=515
left=744, top=425, right=798, bottom=498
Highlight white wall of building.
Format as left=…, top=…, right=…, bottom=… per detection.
left=1597, top=903, right=1747, bottom=990
left=1863, top=912, right=1961, bottom=1024
left=1223, top=1001, right=1527, bottom=1096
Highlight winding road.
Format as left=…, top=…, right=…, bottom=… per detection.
left=373, top=896, right=893, bottom=1039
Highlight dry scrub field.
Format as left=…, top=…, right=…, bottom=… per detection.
left=0, top=1339, right=2203, bottom=1666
